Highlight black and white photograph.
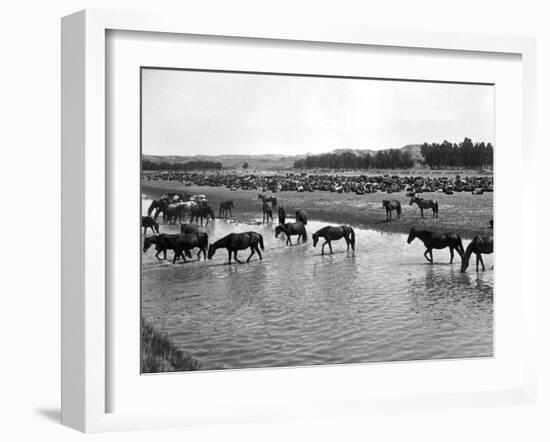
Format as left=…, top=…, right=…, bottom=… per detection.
left=140, top=68, right=494, bottom=373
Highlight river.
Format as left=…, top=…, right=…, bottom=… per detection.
left=141, top=199, right=493, bottom=370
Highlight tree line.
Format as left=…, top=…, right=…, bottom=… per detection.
left=293, top=149, right=415, bottom=170
left=420, top=139, right=493, bottom=169
left=142, top=159, right=223, bottom=171
left=293, top=138, right=493, bottom=170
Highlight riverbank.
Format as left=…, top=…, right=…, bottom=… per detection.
left=141, top=319, right=201, bottom=373
left=142, top=180, right=493, bottom=239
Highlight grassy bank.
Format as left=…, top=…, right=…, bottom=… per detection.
left=141, top=319, right=201, bottom=373
left=142, top=180, right=493, bottom=239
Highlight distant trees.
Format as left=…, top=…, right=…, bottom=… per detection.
left=293, top=149, right=414, bottom=170
left=142, top=159, right=223, bottom=171
left=242, top=162, right=249, bottom=170
left=420, top=138, right=493, bottom=169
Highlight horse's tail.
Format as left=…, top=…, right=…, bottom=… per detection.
left=302, top=226, right=308, bottom=242
left=456, top=234, right=464, bottom=257
left=396, top=203, right=401, bottom=217
left=258, top=234, right=265, bottom=251
left=349, top=226, right=355, bottom=249
left=461, top=241, right=474, bottom=272
left=435, top=201, right=439, bottom=214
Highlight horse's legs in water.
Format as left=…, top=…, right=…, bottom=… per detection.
left=479, top=254, right=485, bottom=271
left=449, top=246, right=454, bottom=264
left=321, top=241, right=327, bottom=255
left=287, top=233, right=292, bottom=246
left=246, top=247, right=255, bottom=263
left=476, top=254, right=480, bottom=271
left=328, top=241, right=333, bottom=254
left=255, top=245, right=263, bottom=260
left=233, top=250, right=244, bottom=264
left=227, top=249, right=232, bottom=264
left=155, top=248, right=162, bottom=260
left=420, top=208, right=424, bottom=218
left=423, top=248, right=432, bottom=263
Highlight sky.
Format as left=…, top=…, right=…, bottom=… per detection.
left=142, top=68, right=494, bottom=157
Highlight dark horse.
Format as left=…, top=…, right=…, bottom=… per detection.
left=275, top=222, right=307, bottom=245
left=278, top=206, right=286, bottom=225
left=180, top=223, right=200, bottom=235
left=461, top=236, right=493, bottom=272
left=143, top=234, right=192, bottom=261
left=409, top=196, right=439, bottom=218
left=173, top=232, right=209, bottom=263
left=190, top=205, right=215, bottom=226
left=207, top=232, right=265, bottom=264
left=258, top=194, right=277, bottom=207
left=141, top=216, right=159, bottom=235
left=262, top=202, right=273, bottom=223
left=312, top=225, right=355, bottom=255
left=219, top=200, right=234, bottom=218
left=147, top=199, right=169, bottom=220
left=382, top=199, right=401, bottom=221
left=295, top=210, right=308, bottom=225
left=407, top=227, right=464, bottom=264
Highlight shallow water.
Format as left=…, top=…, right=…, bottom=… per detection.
left=141, top=199, right=493, bottom=370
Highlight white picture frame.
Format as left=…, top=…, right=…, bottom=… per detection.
left=61, top=9, right=537, bottom=433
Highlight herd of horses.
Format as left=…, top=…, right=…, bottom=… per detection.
left=142, top=192, right=493, bottom=272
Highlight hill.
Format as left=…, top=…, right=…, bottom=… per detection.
left=143, top=145, right=423, bottom=170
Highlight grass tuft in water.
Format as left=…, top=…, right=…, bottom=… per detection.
left=141, top=319, right=201, bottom=373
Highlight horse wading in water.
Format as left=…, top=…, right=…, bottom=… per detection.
left=312, top=225, right=355, bottom=255
left=262, top=202, right=273, bottom=223
left=275, top=222, right=307, bottom=245
left=143, top=234, right=192, bottom=261
left=208, top=232, right=265, bottom=264
left=410, top=196, right=439, bottom=218
left=461, top=236, right=493, bottom=272
left=190, top=205, right=215, bottom=226
left=172, top=232, right=209, bottom=263
left=407, top=227, right=464, bottom=264
left=218, top=200, right=234, bottom=218
left=382, top=199, right=401, bottom=221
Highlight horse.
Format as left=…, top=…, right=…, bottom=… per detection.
left=409, top=196, right=439, bottom=218
left=180, top=223, right=200, bottom=235
left=163, top=202, right=191, bottom=224
left=258, top=194, right=277, bottom=207
left=207, top=232, right=265, bottom=264
left=173, top=232, right=209, bottom=263
left=312, top=225, right=355, bottom=255
left=143, top=234, right=192, bottom=261
left=141, top=216, right=159, bottom=235
left=262, top=202, right=273, bottom=223
left=278, top=206, right=286, bottom=225
left=218, top=200, right=234, bottom=218
left=406, top=227, right=464, bottom=264
left=275, top=222, right=307, bottom=245
left=147, top=199, right=169, bottom=220
left=295, top=210, right=308, bottom=225
left=190, top=205, right=215, bottom=226
left=460, top=236, right=493, bottom=272
left=382, top=199, right=401, bottom=221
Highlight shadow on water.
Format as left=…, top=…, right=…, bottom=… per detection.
left=141, top=198, right=493, bottom=370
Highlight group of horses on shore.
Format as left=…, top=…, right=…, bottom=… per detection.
left=382, top=196, right=439, bottom=221
left=142, top=192, right=492, bottom=272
